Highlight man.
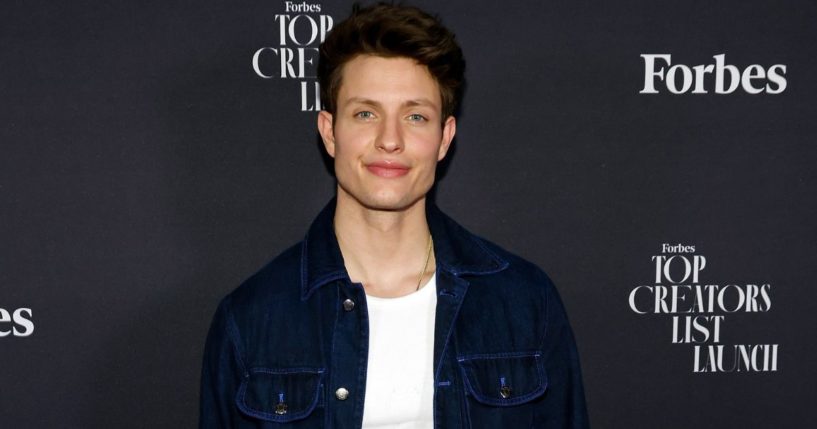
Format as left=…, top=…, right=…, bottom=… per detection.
left=200, top=3, right=588, bottom=428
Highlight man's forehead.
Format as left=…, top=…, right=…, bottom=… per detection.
left=335, top=55, right=442, bottom=108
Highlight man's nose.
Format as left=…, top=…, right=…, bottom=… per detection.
left=375, top=116, right=404, bottom=153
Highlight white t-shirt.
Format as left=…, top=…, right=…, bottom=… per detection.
left=361, top=274, right=437, bottom=429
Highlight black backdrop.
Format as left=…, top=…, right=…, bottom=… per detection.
left=2, top=0, right=816, bottom=427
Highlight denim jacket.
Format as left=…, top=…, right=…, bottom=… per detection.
left=200, top=200, right=589, bottom=428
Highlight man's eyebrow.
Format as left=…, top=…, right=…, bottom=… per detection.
left=343, top=97, right=437, bottom=108
left=403, top=98, right=436, bottom=108
left=344, top=97, right=382, bottom=108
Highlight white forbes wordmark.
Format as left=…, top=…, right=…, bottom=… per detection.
left=640, top=54, right=787, bottom=94
left=0, top=307, right=34, bottom=337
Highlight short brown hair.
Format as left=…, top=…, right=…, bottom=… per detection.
left=318, top=3, right=465, bottom=119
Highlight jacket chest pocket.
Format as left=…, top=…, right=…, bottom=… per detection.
left=458, top=352, right=547, bottom=428
left=236, top=367, right=325, bottom=425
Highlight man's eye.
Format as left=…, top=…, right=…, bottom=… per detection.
left=355, top=111, right=374, bottom=119
left=407, top=114, right=427, bottom=122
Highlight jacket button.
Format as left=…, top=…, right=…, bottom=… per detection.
left=274, top=403, right=288, bottom=415
left=335, top=387, right=350, bottom=400
left=342, top=299, right=355, bottom=311
left=500, top=385, right=512, bottom=399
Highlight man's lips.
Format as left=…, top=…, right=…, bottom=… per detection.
left=365, top=161, right=410, bottom=178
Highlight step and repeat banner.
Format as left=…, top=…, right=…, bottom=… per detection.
left=2, top=0, right=815, bottom=427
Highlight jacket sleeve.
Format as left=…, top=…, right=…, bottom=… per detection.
left=199, top=298, right=246, bottom=428
left=539, top=278, right=590, bottom=428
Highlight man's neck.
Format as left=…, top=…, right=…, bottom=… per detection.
left=333, top=193, right=436, bottom=298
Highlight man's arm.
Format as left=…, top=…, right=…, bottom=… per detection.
left=199, top=298, right=244, bottom=428
left=539, top=279, right=590, bottom=428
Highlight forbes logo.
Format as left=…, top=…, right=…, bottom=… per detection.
left=640, top=54, right=787, bottom=94
left=0, top=307, right=34, bottom=337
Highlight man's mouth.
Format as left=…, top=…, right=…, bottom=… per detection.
left=366, top=161, right=410, bottom=178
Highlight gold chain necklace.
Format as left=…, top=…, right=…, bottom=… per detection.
left=416, top=234, right=434, bottom=291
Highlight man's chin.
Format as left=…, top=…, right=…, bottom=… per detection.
left=362, top=197, right=423, bottom=212
left=345, top=193, right=425, bottom=213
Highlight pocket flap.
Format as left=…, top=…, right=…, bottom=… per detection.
left=236, top=367, right=324, bottom=422
left=458, top=352, right=547, bottom=406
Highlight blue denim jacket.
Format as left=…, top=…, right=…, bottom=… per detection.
left=200, top=200, right=589, bottom=428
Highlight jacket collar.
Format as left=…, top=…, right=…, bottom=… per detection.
left=300, top=199, right=509, bottom=300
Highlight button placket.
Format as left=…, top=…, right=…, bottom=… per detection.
left=327, top=281, right=367, bottom=424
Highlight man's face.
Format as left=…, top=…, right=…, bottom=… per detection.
left=318, top=55, right=456, bottom=212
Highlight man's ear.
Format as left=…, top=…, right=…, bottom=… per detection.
left=438, top=116, right=457, bottom=161
left=317, top=110, right=336, bottom=158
